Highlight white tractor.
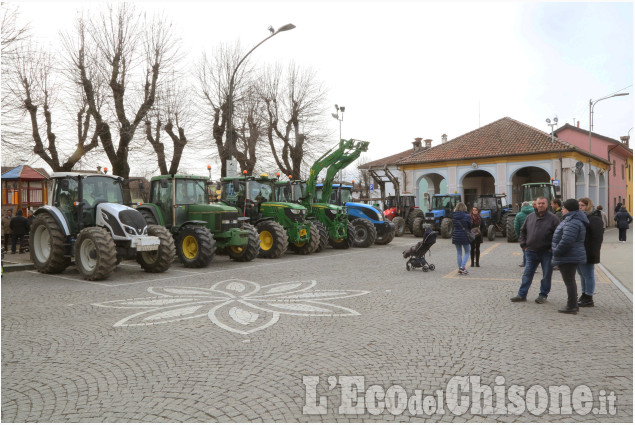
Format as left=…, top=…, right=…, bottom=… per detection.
left=30, top=173, right=175, bottom=281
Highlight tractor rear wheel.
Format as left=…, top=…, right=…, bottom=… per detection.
left=312, top=221, right=329, bottom=253
left=74, top=227, right=117, bottom=281
left=257, top=221, right=288, bottom=258
left=138, top=208, right=157, bottom=225
left=176, top=225, right=215, bottom=268
left=137, top=225, right=176, bottom=273
left=506, top=215, right=519, bottom=242
left=392, top=216, right=406, bottom=237
left=412, top=217, right=424, bottom=237
left=289, top=223, right=319, bottom=255
left=329, top=222, right=355, bottom=249
left=440, top=217, right=453, bottom=238
left=407, top=209, right=424, bottom=233
left=351, top=218, right=377, bottom=248
left=375, top=228, right=394, bottom=245
left=228, top=223, right=260, bottom=262
left=30, top=213, right=71, bottom=274
left=487, top=224, right=496, bottom=241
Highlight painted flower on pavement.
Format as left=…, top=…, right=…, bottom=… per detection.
left=92, top=279, right=369, bottom=335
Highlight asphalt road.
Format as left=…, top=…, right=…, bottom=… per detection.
left=2, top=234, right=632, bottom=422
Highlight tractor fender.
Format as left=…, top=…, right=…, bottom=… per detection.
left=136, top=204, right=161, bottom=225
left=180, top=220, right=208, bottom=227
left=345, top=203, right=383, bottom=224
left=33, top=206, right=70, bottom=236
left=253, top=217, right=275, bottom=226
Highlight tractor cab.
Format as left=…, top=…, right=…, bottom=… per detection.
left=474, top=194, right=511, bottom=221
left=522, top=183, right=557, bottom=212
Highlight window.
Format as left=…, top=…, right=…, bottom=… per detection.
left=621, top=164, right=625, bottom=180
left=613, top=160, right=616, bottom=176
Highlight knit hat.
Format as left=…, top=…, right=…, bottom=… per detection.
left=563, top=199, right=579, bottom=211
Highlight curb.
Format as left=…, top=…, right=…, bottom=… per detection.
left=2, top=263, right=36, bottom=273
left=597, top=263, right=633, bottom=303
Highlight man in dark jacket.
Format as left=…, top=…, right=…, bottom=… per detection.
left=514, top=202, right=534, bottom=267
left=9, top=210, right=30, bottom=254
left=576, top=198, right=604, bottom=307
left=614, top=206, right=632, bottom=243
left=511, top=196, right=561, bottom=304
left=551, top=198, right=563, bottom=221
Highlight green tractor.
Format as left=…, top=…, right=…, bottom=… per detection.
left=136, top=174, right=259, bottom=267
left=506, top=182, right=557, bottom=242
left=29, top=172, right=175, bottom=281
left=219, top=174, right=319, bottom=258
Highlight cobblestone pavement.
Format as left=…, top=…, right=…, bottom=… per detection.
left=2, top=235, right=632, bottom=422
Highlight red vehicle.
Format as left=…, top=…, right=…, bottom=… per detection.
left=383, top=195, right=423, bottom=237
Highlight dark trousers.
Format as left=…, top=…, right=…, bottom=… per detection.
left=3, top=233, right=10, bottom=252
left=470, top=241, right=481, bottom=265
left=558, top=263, right=579, bottom=308
left=618, top=228, right=627, bottom=241
left=11, top=233, right=26, bottom=253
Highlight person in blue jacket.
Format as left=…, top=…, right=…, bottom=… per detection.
left=452, top=202, right=472, bottom=275
left=552, top=199, right=588, bottom=314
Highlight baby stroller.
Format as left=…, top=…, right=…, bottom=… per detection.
left=402, top=226, right=438, bottom=272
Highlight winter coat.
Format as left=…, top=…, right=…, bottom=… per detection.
left=599, top=210, right=608, bottom=228
left=519, top=210, right=560, bottom=252
left=10, top=215, right=30, bottom=236
left=583, top=209, right=604, bottom=264
left=614, top=203, right=623, bottom=214
left=552, top=210, right=588, bottom=265
left=614, top=208, right=633, bottom=229
left=553, top=207, right=563, bottom=221
left=451, top=211, right=473, bottom=245
left=2, top=213, right=13, bottom=235
left=514, top=205, right=535, bottom=237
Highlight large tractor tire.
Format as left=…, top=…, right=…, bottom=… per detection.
left=506, top=215, right=519, bottom=242
left=487, top=224, right=496, bottom=241
left=289, top=223, right=320, bottom=255
left=138, top=209, right=158, bottom=225
left=256, top=221, right=288, bottom=259
left=392, top=216, right=406, bottom=237
left=30, top=213, right=71, bottom=274
left=440, top=217, right=453, bottom=239
left=375, top=228, right=394, bottom=245
left=312, top=221, right=329, bottom=253
left=406, top=209, right=424, bottom=233
left=351, top=218, right=377, bottom=248
left=228, top=223, right=260, bottom=262
left=137, top=225, right=176, bottom=273
left=74, top=227, right=117, bottom=281
left=329, top=222, right=355, bottom=249
left=412, top=217, right=425, bottom=237
left=176, top=225, right=215, bottom=268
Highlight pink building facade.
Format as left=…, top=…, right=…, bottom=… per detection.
left=555, top=123, right=632, bottom=221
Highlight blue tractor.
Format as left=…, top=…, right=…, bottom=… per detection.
left=473, top=194, right=513, bottom=241
left=317, top=183, right=396, bottom=247
left=421, top=194, right=462, bottom=238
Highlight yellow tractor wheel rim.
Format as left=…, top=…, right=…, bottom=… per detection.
left=299, top=228, right=307, bottom=237
left=230, top=245, right=244, bottom=254
left=182, top=235, right=198, bottom=259
left=333, top=238, right=344, bottom=243
left=295, top=241, right=306, bottom=247
left=260, top=230, right=274, bottom=251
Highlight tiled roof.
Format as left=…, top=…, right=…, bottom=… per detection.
left=397, top=117, right=591, bottom=165
left=555, top=123, right=633, bottom=155
left=358, top=148, right=420, bottom=169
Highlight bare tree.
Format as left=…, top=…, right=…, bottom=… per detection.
left=63, top=5, right=180, bottom=183
left=259, top=62, right=330, bottom=179
left=1, top=3, right=29, bottom=60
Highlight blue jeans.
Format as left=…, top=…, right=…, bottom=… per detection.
left=455, top=244, right=471, bottom=269
left=517, top=250, right=553, bottom=298
left=577, top=263, right=595, bottom=296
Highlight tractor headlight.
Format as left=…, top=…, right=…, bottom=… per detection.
left=290, top=209, right=302, bottom=215
left=330, top=209, right=338, bottom=215
left=222, top=219, right=231, bottom=224
left=123, top=225, right=137, bottom=235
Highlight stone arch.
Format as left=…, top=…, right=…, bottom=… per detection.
left=416, top=172, right=446, bottom=212
left=509, top=166, right=551, bottom=209
left=588, top=170, right=598, bottom=206
left=598, top=172, right=607, bottom=210
left=460, top=170, right=495, bottom=208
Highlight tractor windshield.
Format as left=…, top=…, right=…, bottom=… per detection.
left=476, top=197, right=497, bottom=211
left=522, top=185, right=554, bottom=204
left=247, top=181, right=273, bottom=202
left=83, top=176, right=124, bottom=207
left=431, top=196, right=454, bottom=211
left=339, top=187, right=353, bottom=204
left=176, top=179, right=207, bottom=204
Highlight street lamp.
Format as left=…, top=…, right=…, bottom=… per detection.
left=589, top=92, right=629, bottom=154
left=546, top=116, right=558, bottom=143
left=332, top=104, right=345, bottom=181
left=226, top=23, right=296, bottom=177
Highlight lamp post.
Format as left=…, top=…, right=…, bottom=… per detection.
left=546, top=116, right=558, bottom=142
left=332, top=104, right=345, bottom=181
left=226, top=23, right=296, bottom=177
left=588, top=92, right=629, bottom=154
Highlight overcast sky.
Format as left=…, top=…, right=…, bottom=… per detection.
left=9, top=1, right=634, bottom=176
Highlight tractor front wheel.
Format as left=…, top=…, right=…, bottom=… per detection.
left=74, top=227, right=117, bottom=281
left=412, top=217, right=425, bottom=237
left=228, top=223, right=260, bottom=262
left=440, top=218, right=453, bottom=239
left=312, top=221, right=329, bottom=253
left=506, top=215, right=518, bottom=242
left=375, top=228, right=395, bottom=245
left=392, top=216, right=406, bottom=237
left=289, top=223, right=319, bottom=255
left=351, top=218, right=377, bottom=248
left=30, top=213, right=71, bottom=274
left=407, top=209, right=424, bottom=233
left=257, top=221, right=288, bottom=259
left=137, top=225, right=176, bottom=273
left=329, top=222, right=355, bottom=249
left=487, top=224, right=496, bottom=241
left=138, top=208, right=158, bottom=225
left=176, top=225, right=215, bottom=268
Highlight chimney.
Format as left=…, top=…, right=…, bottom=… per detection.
left=620, top=136, right=630, bottom=148
left=441, top=134, right=448, bottom=144
left=412, top=137, right=422, bottom=152
left=424, top=139, right=432, bottom=148
left=577, top=121, right=580, bottom=128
